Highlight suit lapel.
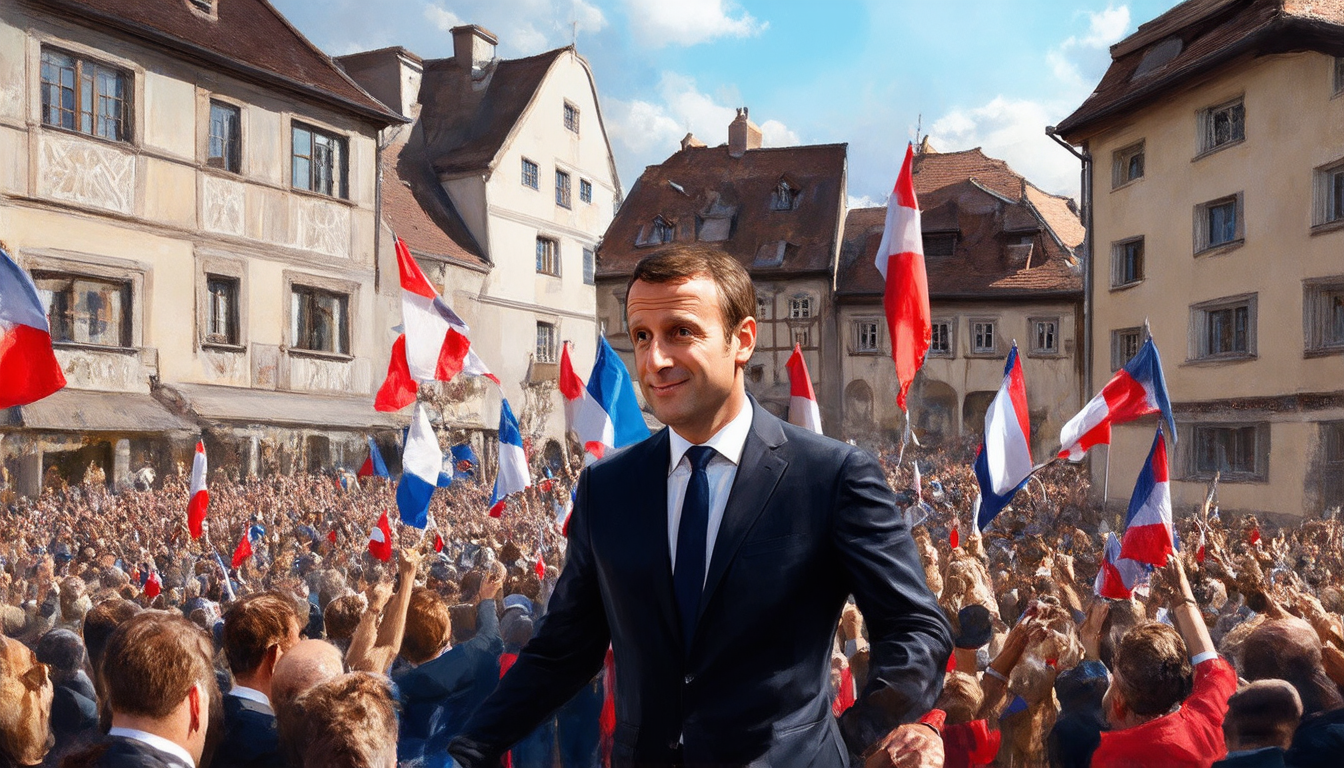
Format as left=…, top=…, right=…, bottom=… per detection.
left=633, top=429, right=682, bottom=645
left=695, top=403, right=788, bottom=630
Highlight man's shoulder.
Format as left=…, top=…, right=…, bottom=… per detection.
left=89, top=738, right=188, bottom=768
left=224, top=693, right=275, bottom=723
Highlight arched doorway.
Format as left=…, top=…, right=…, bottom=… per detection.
left=962, top=392, right=997, bottom=439
left=912, top=379, right=958, bottom=443
left=844, top=380, right=874, bottom=428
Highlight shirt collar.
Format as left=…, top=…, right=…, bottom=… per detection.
left=228, top=685, right=273, bottom=713
left=108, top=727, right=197, bottom=768
left=668, top=398, right=754, bottom=476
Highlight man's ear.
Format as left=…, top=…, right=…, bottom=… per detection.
left=264, top=642, right=283, bottom=677
left=733, top=317, right=757, bottom=365
left=187, top=683, right=202, bottom=735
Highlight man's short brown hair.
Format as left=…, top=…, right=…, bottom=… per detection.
left=400, top=589, right=451, bottom=665
left=1224, top=679, right=1302, bottom=750
left=281, top=672, right=398, bottom=768
left=1113, top=623, right=1192, bottom=716
left=83, top=598, right=140, bottom=674
left=627, top=245, right=756, bottom=341
left=223, top=592, right=300, bottom=677
left=324, top=595, right=365, bottom=643
left=101, top=611, right=217, bottom=719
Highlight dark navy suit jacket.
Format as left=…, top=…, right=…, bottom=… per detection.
left=450, top=401, right=951, bottom=768
left=213, top=695, right=282, bottom=768
left=77, top=736, right=193, bottom=768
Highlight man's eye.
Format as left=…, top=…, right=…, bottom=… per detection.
left=678, top=327, right=692, bottom=337
left=634, top=331, right=649, bottom=342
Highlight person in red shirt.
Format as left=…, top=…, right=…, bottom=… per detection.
left=1091, top=554, right=1237, bottom=768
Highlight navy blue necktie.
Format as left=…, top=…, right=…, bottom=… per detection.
left=673, top=445, right=716, bottom=649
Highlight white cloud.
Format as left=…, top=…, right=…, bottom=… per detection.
left=759, top=119, right=799, bottom=148
left=848, top=194, right=882, bottom=210
left=1047, top=4, right=1131, bottom=86
left=571, top=0, right=607, bottom=34
left=423, top=5, right=462, bottom=32
left=419, top=0, right=605, bottom=56
left=622, top=0, right=766, bottom=48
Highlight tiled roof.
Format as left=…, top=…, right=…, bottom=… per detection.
left=39, top=0, right=402, bottom=123
left=836, top=150, right=1082, bottom=300
left=382, top=138, right=485, bottom=267
left=596, top=143, right=848, bottom=277
left=1056, top=0, right=1344, bottom=139
left=420, top=48, right=568, bottom=175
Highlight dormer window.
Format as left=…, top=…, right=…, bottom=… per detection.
left=770, top=178, right=799, bottom=211
left=185, top=0, right=217, bottom=18
left=923, top=233, right=956, bottom=257
left=651, top=216, right=673, bottom=244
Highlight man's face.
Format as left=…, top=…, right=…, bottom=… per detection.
left=626, top=276, right=755, bottom=439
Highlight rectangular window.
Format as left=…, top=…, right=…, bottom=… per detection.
left=555, top=170, right=572, bottom=208
left=1192, top=424, right=1265, bottom=480
left=923, top=233, right=956, bottom=257
left=1326, top=422, right=1344, bottom=464
left=1336, top=57, right=1344, bottom=95
left=1111, top=327, right=1143, bottom=371
left=972, top=321, right=996, bottom=355
left=1191, top=294, right=1256, bottom=360
left=536, top=237, right=559, bottom=276
left=205, top=275, right=239, bottom=346
left=1195, top=194, right=1243, bottom=252
left=208, top=101, right=241, bottom=173
left=522, top=158, right=539, bottom=189
left=793, top=328, right=811, bottom=348
left=1199, top=98, right=1245, bottom=154
left=580, top=179, right=593, bottom=204
left=1313, top=160, right=1344, bottom=226
left=1112, top=237, right=1145, bottom=287
left=582, top=248, right=595, bottom=286
left=564, top=102, right=580, bottom=134
left=1305, top=279, right=1344, bottom=354
left=788, top=297, right=814, bottom=319
left=1031, top=318, right=1059, bottom=355
left=855, top=320, right=879, bottom=354
left=755, top=296, right=771, bottom=320
left=536, top=322, right=558, bottom=363
left=33, top=273, right=131, bottom=347
left=1112, top=141, right=1144, bottom=188
left=40, top=48, right=131, bottom=142
left=929, top=320, right=953, bottom=358
left=291, top=286, right=349, bottom=355
left=291, top=123, right=347, bottom=198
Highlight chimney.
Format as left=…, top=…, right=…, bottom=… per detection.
left=680, top=132, right=706, bottom=151
left=728, top=107, right=762, bottom=158
left=452, top=25, right=498, bottom=75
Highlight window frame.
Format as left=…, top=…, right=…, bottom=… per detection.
left=928, top=318, right=955, bottom=359
left=204, top=274, right=241, bottom=347
left=536, top=236, right=560, bottom=277
left=853, top=319, right=881, bottom=355
left=32, top=271, right=133, bottom=349
left=555, top=169, right=572, bottom=209
left=1028, top=316, right=1061, bottom=357
left=579, top=178, right=593, bottom=204
left=1111, top=236, right=1145, bottom=288
left=39, top=47, right=133, bottom=144
left=1312, top=158, right=1344, bottom=229
left=1111, top=326, right=1145, bottom=371
left=922, top=233, right=957, bottom=258
left=1334, top=57, right=1344, bottom=97
left=788, top=296, right=815, bottom=320
left=289, top=284, right=350, bottom=356
left=1196, top=97, right=1246, bottom=157
left=1185, top=422, right=1269, bottom=483
left=207, top=99, right=242, bottom=174
left=1189, top=293, right=1257, bottom=362
left=290, top=121, right=348, bottom=199
left=1193, top=192, right=1244, bottom=254
left=1304, top=277, right=1344, bottom=357
left=1112, top=141, right=1145, bottom=189
left=563, top=102, right=580, bottom=135
left=521, top=158, right=539, bottom=190
left=582, top=247, right=595, bottom=286
left=535, top=321, right=558, bottom=363
left=970, top=319, right=998, bottom=357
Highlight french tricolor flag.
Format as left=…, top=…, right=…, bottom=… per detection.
left=367, top=510, right=393, bottom=562
left=1120, top=429, right=1175, bottom=566
left=489, top=399, right=530, bottom=517
left=973, top=344, right=1033, bottom=530
left=396, top=403, right=441, bottom=529
left=786, top=343, right=822, bottom=434
left=560, top=342, right=614, bottom=459
left=187, top=441, right=209, bottom=540
left=559, top=337, right=650, bottom=461
left=1095, top=531, right=1146, bottom=600
left=375, top=237, right=496, bottom=411
left=1059, top=336, right=1175, bottom=461
left=358, top=436, right=390, bottom=478
left=0, top=247, right=66, bottom=409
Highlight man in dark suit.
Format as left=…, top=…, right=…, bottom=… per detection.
left=216, top=592, right=301, bottom=768
left=450, top=246, right=952, bottom=768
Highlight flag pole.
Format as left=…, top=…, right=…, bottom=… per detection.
left=1102, top=444, right=1111, bottom=503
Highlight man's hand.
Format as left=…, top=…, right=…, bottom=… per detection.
left=478, top=562, right=505, bottom=601
left=1080, top=601, right=1109, bottom=661
left=398, top=547, right=423, bottom=579
left=366, top=581, right=393, bottom=613
left=863, top=723, right=944, bottom=768
left=841, top=604, right=864, bottom=643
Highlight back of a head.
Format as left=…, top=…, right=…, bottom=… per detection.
left=1055, top=660, right=1110, bottom=716
left=36, top=629, right=85, bottom=676
left=323, top=595, right=365, bottom=643
left=936, top=670, right=984, bottom=725
left=101, top=611, right=217, bottom=720
left=448, top=603, right=477, bottom=644
left=628, top=245, right=756, bottom=339
left=271, top=639, right=344, bottom=716
left=1114, top=623, right=1193, bottom=717
left=282, top=672, right=397, bottom=768
left=82, top=599, right=140, bottom=673
left=400, top=588, right=450, bottom=665
left=1240, top=619, right=1344, bottom=716
left=223, top=592, right=300, bottom=678
left=1224, top=679, right=1303, bottom=752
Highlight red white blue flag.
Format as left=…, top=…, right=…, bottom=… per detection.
left=1059, top=336, right=1174, bottom=461
left=1095, top=531, right=1146, bottom=599
left=974, top=344, right=1033, bottom=530
left=1120, top=428, right=1175, bottom=566
left=489, top=399, right=530, bottom=517
left=0, top=247, right=65, bottom=408
left=367, top=511, right=393, bottom=562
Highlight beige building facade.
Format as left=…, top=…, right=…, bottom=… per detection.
left=1056, top=0, right=1344, bottom=517
left=0, top=0, right=404, bottom=494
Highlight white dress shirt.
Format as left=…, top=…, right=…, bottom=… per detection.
left=228, top=684, right=274, bottom=714
left=108, top=726, right=196, bottom=767
left=667, top=398, right=754, bottom=582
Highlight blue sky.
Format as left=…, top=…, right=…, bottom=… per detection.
left=273, top=0, right=1182, bottom=204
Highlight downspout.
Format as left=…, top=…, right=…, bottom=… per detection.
left=1045, top=126, right=1093, bottom=399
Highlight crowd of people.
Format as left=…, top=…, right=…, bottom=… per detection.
left=0, top=433, right=1341, bottom=767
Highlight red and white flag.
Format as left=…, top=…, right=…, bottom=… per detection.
left=434, top=532, right=444, bottom=553
left=367, top=511, right=393, bottom=562
left=231, top=529, right=253, bottom=569
left=0, top=248, right=66, bottom=408
left=785, top=343, right=822, bottom=434
left=534, top=552, right=546, bottom=580
left=144, top=570, right=162, bottom=600
left=187, top=441, right=209, bottom=540
left=874, top=143, right=931, bottom=412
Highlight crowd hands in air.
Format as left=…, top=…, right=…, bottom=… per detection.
left=0, top=437, right=1342, bottom=767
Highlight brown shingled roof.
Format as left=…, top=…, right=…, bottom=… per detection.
left=595, top=143, right=848, bottom=277
left=420, top=48, right=567, bottom=175
left=382, top=138, right=485, bottom=267
left=39, top=0, right=402, bottom=124
left=912, top=148, right=1024, bottom=201
left=1056, top=0, right=1344, bottom=140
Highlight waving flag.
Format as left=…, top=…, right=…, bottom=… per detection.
left=0, top=247, right=66, bottom=409
left=231, top=529, right=253, bottom=569
left=187, top=441, right=209, bottom=539
left=144, top=570, right=162, bottom=600
left=974, top=345, right=1033, bottom=530
left=1059, top=336, right=1175, bottom=461
left=561, top=337, right=650, bottom=461
left=396, top=403, right=441, bottom=528
left=786, top=343, right=822, bottom=434
left=1095, top=532, right=1146, bottom=599
left=367, top=511, right=393, bottom=562
left=1120, top=429, right=1175, bottom=566
left=375, top=237, right=496, bottom=411
left=489, top=399, right=530, bottom=517
left=874, top=143, right=930, bottom=412
left=358, top=437, right=390, bottom=478
left=434, top=531, right=444, bottom=553
left=534, top=552, right=546, bottom=580
left=451, top=444, right=479, bottom=478
left=560, top=342, right=615, bottom=458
